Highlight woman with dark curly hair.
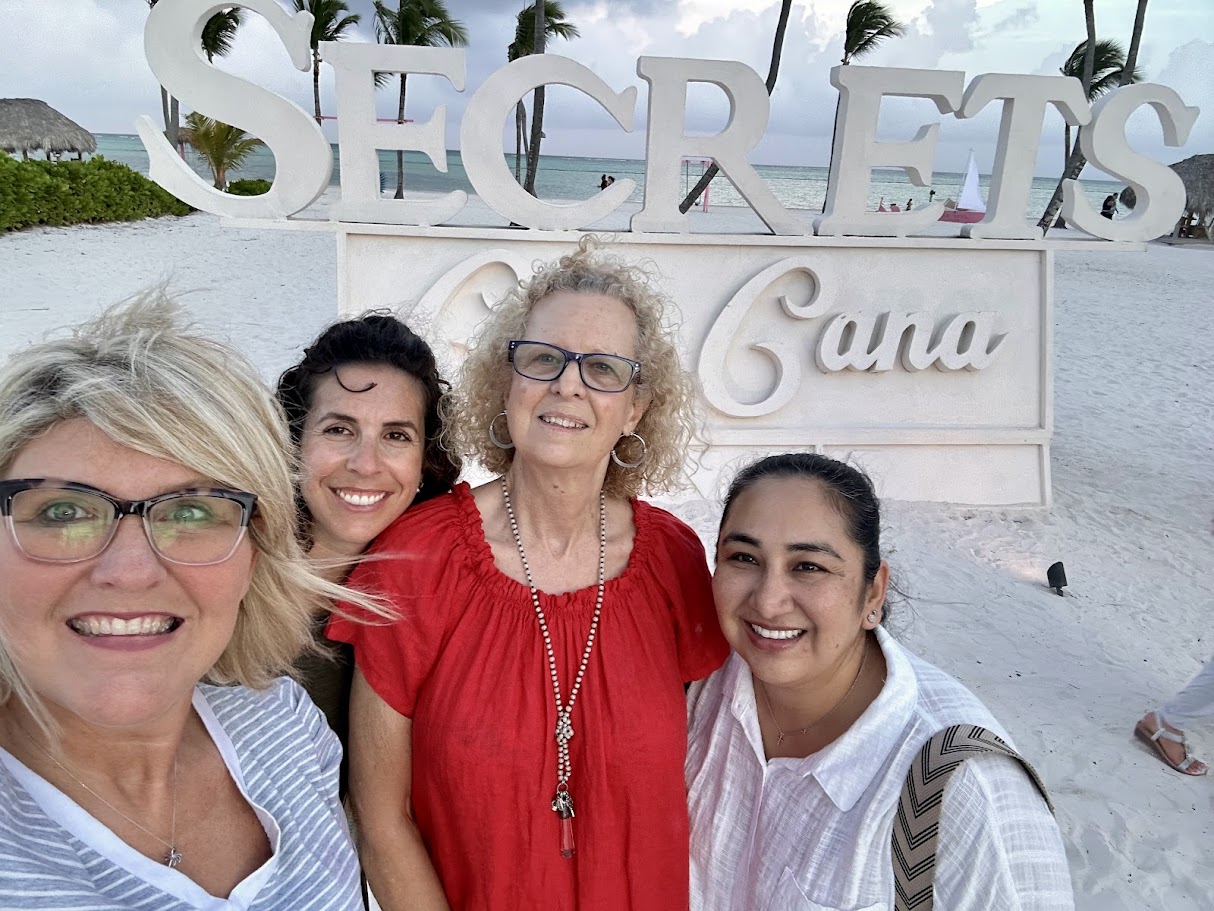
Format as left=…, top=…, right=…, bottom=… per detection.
left=329, top=238, right=729, bottom=910
left=277, top=314, right=461, bottom=746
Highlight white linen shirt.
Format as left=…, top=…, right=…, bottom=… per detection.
left=686, top=628, right=1074, bottom=911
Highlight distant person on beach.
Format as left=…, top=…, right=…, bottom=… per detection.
left=607, top=174, right=616, bottom=186
left=276, top=314, right=461, bottom=774
left=688, top=453, right=1074, bottom=910
left=1135, top=657, right=1213, bottom=775
left=329, top=237, right=728, bottom=910
left=906, top=197, right=913, bottom=211
left=1101, top=194, right=1117, bottom=219
left=0, top=293, right=370, bottom=909
left=889, top=202, right=900, bottom=212
left=929, top=188, right=936, bottom=202
left=600, top=173, right=608, bottom=190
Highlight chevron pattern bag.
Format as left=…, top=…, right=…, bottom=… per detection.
left=892, top=725, right=1055, bottom=911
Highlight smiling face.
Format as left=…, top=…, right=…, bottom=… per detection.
left=504, top=291, right=647, bottom=476
left=300, top=363, right=428, bottom=561
left=0, top=418, right=256, bottom=730
left=713, top=476, right=887, bottom=691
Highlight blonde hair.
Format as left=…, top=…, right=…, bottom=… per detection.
left=0, top=289, right=380, bottom=728
left=444, top=236, right=696, bottom=498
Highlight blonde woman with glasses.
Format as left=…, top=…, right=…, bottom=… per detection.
left=0, top=293, right=375, bottom=910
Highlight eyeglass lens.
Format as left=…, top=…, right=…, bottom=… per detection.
left=512, top=342, right=635, bottom=392
left=8, top=486, right=247, bottom=565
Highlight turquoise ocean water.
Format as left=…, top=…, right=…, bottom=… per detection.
left=94, top=133, right=1121, bottom=217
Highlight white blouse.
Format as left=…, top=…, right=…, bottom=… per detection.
left=686, top=628, right=1074, bottom=911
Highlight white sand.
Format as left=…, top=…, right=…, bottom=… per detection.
left=2, top=197, right=1212, bottom=908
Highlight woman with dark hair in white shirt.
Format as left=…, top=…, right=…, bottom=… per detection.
left=687, top=453, right=1074, bottom=910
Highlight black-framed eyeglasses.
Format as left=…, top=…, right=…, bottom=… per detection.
left=0, top=479, right=258, bottom=566
left=508, top=340, right=641, bottom=393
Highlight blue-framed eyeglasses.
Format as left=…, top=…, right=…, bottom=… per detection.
left=0, top=479, right=258, bottom=566
left=508, top=340, right=641, bottom=393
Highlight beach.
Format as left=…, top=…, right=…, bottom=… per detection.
left=2, top=198, right=1212, bottom=908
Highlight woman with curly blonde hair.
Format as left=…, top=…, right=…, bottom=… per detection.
left=330, top=237, right=729, bottom=910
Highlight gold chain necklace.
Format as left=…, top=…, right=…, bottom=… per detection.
left=17, top=724, right=182, bottom=868
left=758, top=636, right=871, bottom=747
left=501, top=476, right=605, bottom=860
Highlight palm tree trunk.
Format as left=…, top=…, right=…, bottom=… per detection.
left=313, top=50, right=323, bottom=124
left=168, top=96, right=180, bottom=153
left=395, top=74, right=408, bottom=199
left=515, top=100, right=527, bottom=184
left=678, top=0, right=792, bottom=214
left=160, top=86, right=172, bottom=140
left=1122, top=0, right=1148, bottom=83
left=1063, top=123, right=1072, bottom=170
left=1038, top=0, right=1101, bottom=232
left=523, top=1, right=547, bottom=195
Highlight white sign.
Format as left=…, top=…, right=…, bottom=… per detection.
left=142, top=1, right=1199, bottom=506
left=139, top=0, right=1200, bottom=242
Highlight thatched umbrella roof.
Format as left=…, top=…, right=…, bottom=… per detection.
left=1120, top=154, right=1214, bottom=215
left=0, top=98, right=96, bottom=156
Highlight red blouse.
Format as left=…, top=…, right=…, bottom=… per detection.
left=328, top=482, right=728, bottom=910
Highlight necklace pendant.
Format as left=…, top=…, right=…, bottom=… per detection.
left=552, top=790, right=575, bottom=859
left=165, top=846, right=183, bottom=868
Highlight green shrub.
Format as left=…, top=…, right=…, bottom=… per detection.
left=226, top=178, right=272, bottom=196
left=0, top=153, right=191, bottom=233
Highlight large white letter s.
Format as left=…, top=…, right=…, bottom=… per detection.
left=137, top=0, right=331, bottom=218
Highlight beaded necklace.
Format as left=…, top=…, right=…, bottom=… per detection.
left=500, top=476, right=605, bottom=859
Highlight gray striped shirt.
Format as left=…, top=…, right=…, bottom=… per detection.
left=0, top=678, right=362, bottom=910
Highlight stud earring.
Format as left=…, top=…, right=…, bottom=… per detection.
left=867, top=611, right=878, bottom=624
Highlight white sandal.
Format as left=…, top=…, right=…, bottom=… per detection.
left=1135, top=713, right=1208, bottom=776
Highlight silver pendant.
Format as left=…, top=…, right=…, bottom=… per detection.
left=165, top=847, right=183, bottom=868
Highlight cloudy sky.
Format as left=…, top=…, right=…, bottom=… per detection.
left=3, top=0, right=1210, bottom=175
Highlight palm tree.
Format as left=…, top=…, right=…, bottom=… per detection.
left=522, top=1, right=548, bottom=196
left=373, top=0, right=468, bottom=199
left=821, top=0, right=905, bottom=210
left=292, top=0, right=362, bottom=124
left=1038, top=0, right=1153, bottom=232
left=181, top=112, right=264, bottom=190
left=201, top=8, right=243, bottom=63
left=678, top=0, right=794, bottom=213
left=508, top=1, right=579, bottom=184
left=144, top=3, right=246, bottom=151
left=840, top=0, right=906, bottom=65
left=1058, top=39, right=1144, bottom=168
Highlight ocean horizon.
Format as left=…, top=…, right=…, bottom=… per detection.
left=93, top=132, right=1122, bottom=218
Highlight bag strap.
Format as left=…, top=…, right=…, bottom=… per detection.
left=892, top=724, right=1054, bottom=911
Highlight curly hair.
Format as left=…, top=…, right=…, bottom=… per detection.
left=444, top=236, right=696, bottom=499
left=277, top=313, right=463, bottom=536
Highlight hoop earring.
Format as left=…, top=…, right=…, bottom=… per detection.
left=610, top=431, right=647, bottom=469
left=488, top=411, right=514, bottom=450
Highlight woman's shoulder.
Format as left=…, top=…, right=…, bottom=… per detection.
left=899, top=644, right=1007, bottom=740
left=197, top=678, right=328, bottom=744
left=374, top=481, right=477, bottom=547
left=633, top=499, right=709, bottom=556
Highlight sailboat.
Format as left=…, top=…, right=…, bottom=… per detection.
left=939, top=149, right=987, bottom=223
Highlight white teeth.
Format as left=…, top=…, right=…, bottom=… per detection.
left=541, top=415, right=586, bottom=429
left=748, top=622, right=804, bottom=641
left=337, top=490, right=387, bottom=507
left=70, top=616, right=176, bottom=637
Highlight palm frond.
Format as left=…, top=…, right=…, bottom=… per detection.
left=512, top=0, right=579, bottom=58
left=1060, top=38, right=1145, bottom=99
left=201, top=8, right=242, bottom=61
left=843, top=0, right=906, bottom=64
